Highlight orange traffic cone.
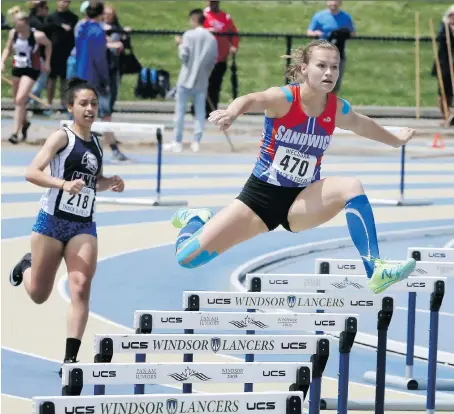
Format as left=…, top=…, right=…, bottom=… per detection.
left=432, top=133, right=446, bottom=149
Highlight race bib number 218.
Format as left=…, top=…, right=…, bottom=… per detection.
left=272, top=146, right=317, bottom=184
left=59, top=187, right=95, bottom=217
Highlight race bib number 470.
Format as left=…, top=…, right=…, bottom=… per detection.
left=59, top=187, right=95, bottom=217
left=272, top=146, right=317, bottom=184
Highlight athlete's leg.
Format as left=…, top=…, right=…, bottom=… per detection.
left=10, top=232, right=65, bottom=303
left=287, top=176, right=415, bottom=292
left=173, top=200, right=268, bottom=268
left=12, top=75, right=35, bottom=140
left=63, top=233, right=97, bottom=362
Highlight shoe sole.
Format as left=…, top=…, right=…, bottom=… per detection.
left=9, top=268, right=21, bottom=287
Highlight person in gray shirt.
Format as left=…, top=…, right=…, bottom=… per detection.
left=165, top=8, right=217, bottom=153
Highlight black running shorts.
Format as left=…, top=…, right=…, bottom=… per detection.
left=236, top=174, right=306, bottom=232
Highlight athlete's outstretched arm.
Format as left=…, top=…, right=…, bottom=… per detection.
left=335, top=98, right=415, bottom=148
left=208, top=87, right=289, bottom=130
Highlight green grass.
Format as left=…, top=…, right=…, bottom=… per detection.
left=1, top=1, right=449, bottom=106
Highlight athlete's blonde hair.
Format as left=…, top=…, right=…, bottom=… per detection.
left=284, top=40, right=339, bottom=83
left=7, top=6, right=29, bottom=24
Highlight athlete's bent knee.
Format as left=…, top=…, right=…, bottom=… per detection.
left=342, top=177, right=364, bottom=201
left=29, top=289, right=51, bottom=304
left=176, top=237, right=218, bottom=269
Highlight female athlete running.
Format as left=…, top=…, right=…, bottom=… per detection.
left=9, top=78, right=125, bottom=372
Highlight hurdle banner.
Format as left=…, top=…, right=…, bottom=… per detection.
left=246, top=273, right=447, bottom=294
left=183, top=291, right=389, bottom=312
left=409, top=246, right=454, bottom=262
left=61, top=361, right=311, bottom=393
left=34, top=391, right=305, bottom=414
left=313, top=258, right=454, bottom=279
left=94, top=333, right=328, bottom=356
left=60, top=120, right=188, bottom=207
left=133, top=310, right=359, bottom=333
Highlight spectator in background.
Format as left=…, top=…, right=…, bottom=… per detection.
left=203, top=0, right=239, bottom=117
left=47, top=0, right=78, bottom=111
left=432, top=5, right=454, bottom=123
left=102, top=2, right=129, bottom=115
left=307, top=0, right=355, bottom=93
left=165, top=8, right=217, bottom=153
left=66, top=1, right=90, bottom=81
left=76, top=1, right=129, bottom=162
left=28, top=0, right=55, bottom=115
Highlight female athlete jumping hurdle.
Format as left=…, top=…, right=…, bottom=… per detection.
left=171, top=40, right=416, bottom=294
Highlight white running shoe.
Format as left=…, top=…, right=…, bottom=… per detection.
left=163, top=141, right=183, bottom=153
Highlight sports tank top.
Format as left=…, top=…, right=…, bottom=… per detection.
left=252, top=83, right=337, bottom=187
left=12, top=28, right=41, bottom=70
left=40, top=127, right=103, bottom=223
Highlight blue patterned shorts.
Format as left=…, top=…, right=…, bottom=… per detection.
left=32, top=209, right=97, bottom=245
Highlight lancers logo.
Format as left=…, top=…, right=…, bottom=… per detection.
left=331, top=277, right=364, bottom=290
left=168, top=367, right=212, bottom=382
left=211, top=337, right=221, bottom=353
left=287, top=296, right=296, bottom=308
left=229, top=316, right=269, bottom=329
left=167, top=399, right=178, bottom=414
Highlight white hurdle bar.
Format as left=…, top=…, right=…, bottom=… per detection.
left=33, top=391, right=305, bottom=414
left=61, top=361, right=311, bottom=395
left=133, top=310, right=358, bottom=333
left=60, top=120, right=188, bottom=207
left=245, top=273, right=446, bottom=294
left=182, top=290, right=387, bottom=312
left=93, top=333, right=328, bottom=356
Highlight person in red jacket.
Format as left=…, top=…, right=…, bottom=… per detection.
left=203, top=0, right=239, bottom=118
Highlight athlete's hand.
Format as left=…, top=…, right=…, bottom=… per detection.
left=395, top=128, right=416, bottom=147
left=41, top=62, right=50, bottom=73
left=109, top=175, right=125, bottom=192
left=1, top=61, right=5, bottom=72
left=63, top=179, right=85, bottom=195
left=208, top=110, right=236, bottom=131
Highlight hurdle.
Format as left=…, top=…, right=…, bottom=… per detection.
left=314, top=256, right=453, bottom=381
left=183, top=291, right=364, bottom=414
left=60, top=120, right=188, bottom=207
left=333, top=126, right=432, bottom=207
left=61, top=361, right=311, bottom=396
left=313, top=256, right=452, bottom=413
left=33, top=391, right=305, bottom=414
left=242, top=275, right=394, bottom=414
left=131, top=309, right=329, bottom=396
